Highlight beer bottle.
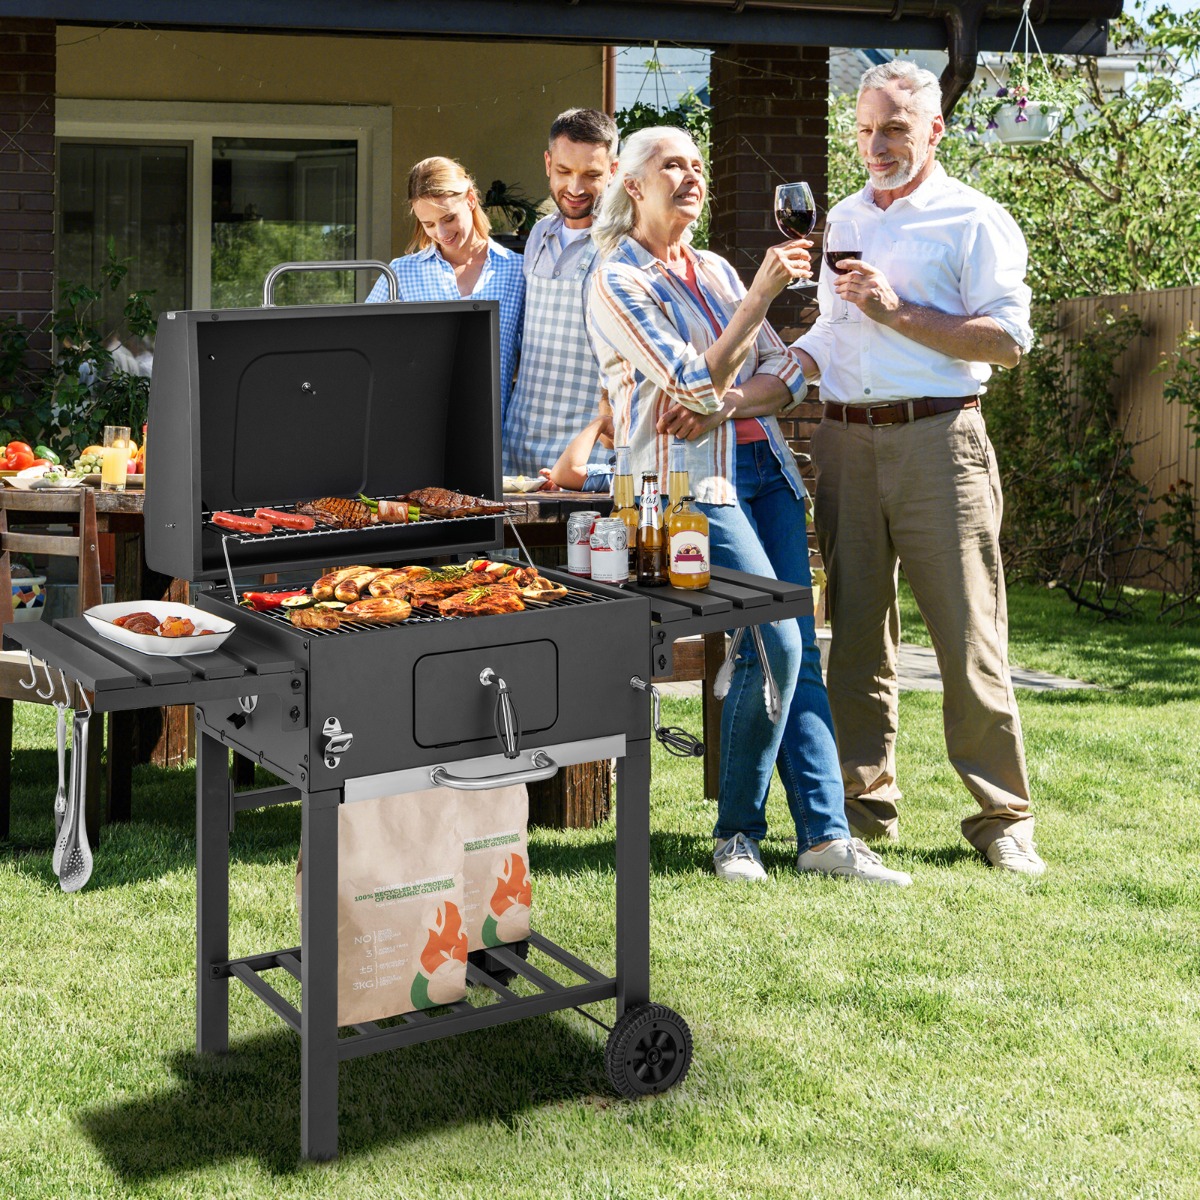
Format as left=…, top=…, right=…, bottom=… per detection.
left=668, top=494, right=711, bottom=590
left=636, top=472, right=668, bottom=587
left=667, top=439, right=690, bottom=508
left=611, top=446, right=639, bottom=583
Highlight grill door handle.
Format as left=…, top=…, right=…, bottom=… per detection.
left=429, top=751, right=558, bottom=791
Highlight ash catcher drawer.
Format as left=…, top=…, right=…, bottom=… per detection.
left=413, top=639, right=558, bottom=748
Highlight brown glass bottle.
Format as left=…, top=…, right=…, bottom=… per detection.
left=636, top=472, right=668, bottom=587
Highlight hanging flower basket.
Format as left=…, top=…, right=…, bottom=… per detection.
left=992, top=99, right=1064, bottom=145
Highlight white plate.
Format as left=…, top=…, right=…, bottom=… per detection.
left=77, top=473, right=145, bottom=487
left=83, top=600, right=236, bottom=656
left=503, top=475, right=548, bottom=493
left=4, top=474, right=85, bottom=490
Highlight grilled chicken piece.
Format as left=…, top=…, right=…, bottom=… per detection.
left=296, top=496, right=375, bottom=529
left=438, top=586, right=526, bottom=618
left=289, top=607, right=341, bottom=631
left=313, top=565, right=371, bottom=601
left=158, top=616, right=196, bottom=638
left=367, top=566, right=433, bottom=596
left=341, top=596, right=413, bottom=624
left=404, top=487, right=506, bottom=516
left=519, top=575, right=569, bottom=601
left=334, top=568, right=391, bottom=602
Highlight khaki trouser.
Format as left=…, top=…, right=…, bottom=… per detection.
left=810, top=406, right=1034, bottom=851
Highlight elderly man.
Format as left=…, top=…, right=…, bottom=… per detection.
left=792, top=60, right=1045, bottom=876
left=503, top=107, right=618, bottom=478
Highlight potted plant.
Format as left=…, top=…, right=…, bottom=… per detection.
left=964, top=54, right=1080, bottom=145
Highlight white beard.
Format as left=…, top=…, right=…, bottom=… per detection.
left=869, top=142, right=931, bottom=193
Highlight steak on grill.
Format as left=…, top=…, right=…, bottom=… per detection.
left=404, top=487, right=506, bottom=516
left=438, top=586, right=526, bottom=618
left=296, top=497, right=375, bottom=529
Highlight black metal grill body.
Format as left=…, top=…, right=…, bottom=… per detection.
left=3, top=289, right=813, bottom=1163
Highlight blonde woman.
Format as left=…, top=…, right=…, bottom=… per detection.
left=367, top=156, right=525, bottom=416
left=587, top=126, right=911, bottom=888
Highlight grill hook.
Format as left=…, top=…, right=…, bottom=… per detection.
left=321, top=716, right=354, bottom=770
left=480, top=668, right=522, bottom=760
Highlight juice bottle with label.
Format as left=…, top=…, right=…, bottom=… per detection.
left=611, top=446, right=639, bottom=582
left=668, top=494, right=710, bottom=590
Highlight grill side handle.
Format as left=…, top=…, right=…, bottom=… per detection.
left=261, top=260, right=400, bottom=307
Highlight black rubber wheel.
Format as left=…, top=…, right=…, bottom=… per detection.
left=468, top=939, right=529, bottom=986
left=605, top=1004, right=693, bottom=1098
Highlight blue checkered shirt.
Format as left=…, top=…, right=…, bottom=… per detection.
left=366, top=241, right=525, bottom=416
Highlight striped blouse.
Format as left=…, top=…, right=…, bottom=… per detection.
left=366, top=240, right=525, bottom=418
left=586, top=236, right=808, bottom=505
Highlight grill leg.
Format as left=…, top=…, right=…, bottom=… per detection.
left=615, top=739, right=652, bottom=1018
left=196, top=730, right=229, bottom=1054
left=301, top=789, right=340, bottom=1161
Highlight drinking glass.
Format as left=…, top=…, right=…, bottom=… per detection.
left=824, top=219, right=862, bottom=324
left=773, top=182, right=817, bottom=292
left=101, top=425, right=131, bottom=493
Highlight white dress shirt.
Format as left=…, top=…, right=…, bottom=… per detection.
left=795, top=164, right=1033, bottom=404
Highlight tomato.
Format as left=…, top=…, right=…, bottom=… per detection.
left=31, top=458, right=51, bottom=467
left=7, top=450, right=35, bottom=471
left=5, top=441, right=33, bottom=458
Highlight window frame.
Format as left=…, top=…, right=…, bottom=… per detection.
left=56, top=99, right=392, bottom=306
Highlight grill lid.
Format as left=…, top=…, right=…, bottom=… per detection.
left=145, top=298, right=503, bottom=583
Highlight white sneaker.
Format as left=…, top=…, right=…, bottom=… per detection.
left=797, top=838, right=912, bottom=887
left=985, top=833, right=1046, bottom=877
left=713, top=833, right=767, bottom=882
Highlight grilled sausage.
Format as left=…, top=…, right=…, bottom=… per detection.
left=255, top=507, right=316, bottom=531
left=212, top=511, right=272, bottom=535
left=334, top=568, right=391, bottom=602
left=313, top=565, right=371, bottom=601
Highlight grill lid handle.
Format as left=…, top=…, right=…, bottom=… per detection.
left=261, top=260, right=401, bottom=307
left=430, top=751, right=558, bottom=791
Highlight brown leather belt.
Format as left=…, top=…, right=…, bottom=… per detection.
left=823, top=395, right=979, bottom=427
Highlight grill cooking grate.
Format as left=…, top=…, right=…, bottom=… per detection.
left=238, top=584, right=609, bottom=636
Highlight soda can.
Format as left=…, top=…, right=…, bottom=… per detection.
left=566, top=510, right=602, bottom=577
left=589, top=517, right=629, bottom=586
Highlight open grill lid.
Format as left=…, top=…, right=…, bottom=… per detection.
left=144, top=298, right=503, bottom=583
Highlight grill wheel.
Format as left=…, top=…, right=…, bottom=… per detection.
left=605, top=1003, right=693, bottom=1098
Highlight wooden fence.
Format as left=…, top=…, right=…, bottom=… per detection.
left=1057, top=285, right=1200, bottom=507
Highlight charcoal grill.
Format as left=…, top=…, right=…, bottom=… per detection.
left=5, top=267, right=813, bottom=1161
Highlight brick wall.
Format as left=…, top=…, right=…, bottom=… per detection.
left=0, top=18, right=55, bottom=359
left=708, top=43, right=829, bottom=473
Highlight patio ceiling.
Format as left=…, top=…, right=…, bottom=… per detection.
left=13, top=0, right=1118, bottom=56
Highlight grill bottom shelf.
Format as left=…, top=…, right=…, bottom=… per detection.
left=215, top=930, right=619, bottom=1062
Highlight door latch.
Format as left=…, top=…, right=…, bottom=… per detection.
left=321, top=715, right=353, bottom=769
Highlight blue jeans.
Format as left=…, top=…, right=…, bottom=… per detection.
left=699, top=441, right=849, bottom=852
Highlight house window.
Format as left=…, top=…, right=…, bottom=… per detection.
left=55, top=101, right=392, bottom=320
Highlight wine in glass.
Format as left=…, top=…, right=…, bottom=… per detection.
left=824, top=219, right=862, bottom=323
left=773, top=182, right=816, bottom=291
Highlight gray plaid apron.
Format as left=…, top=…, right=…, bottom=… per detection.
left=503, top=235, right=606, bottom=477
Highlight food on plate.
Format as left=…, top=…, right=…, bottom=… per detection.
left=114, top=611, right=161, bottom=635
left=438, top=586, right=526, bottom=618
left=240, top=589, right=311, bottom=611
left=312, top=565, right=371, bottom=600
left=212, top=511, right=273, bottom=535
left=254, top=507, right=316, bottom=531
left=110, top=611, right=213, bottom=638
left=289, top=606, right=341, bottom=631
left=341, top=596, right=413, bottom=624
left=159, top=615, right=196, bottom=638
left=403, top=487, right=506, bottom=516
left=296, top=496, right=374, bottom=529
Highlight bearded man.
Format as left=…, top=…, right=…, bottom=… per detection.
left=502, top=107, right=619, bottom=477
left=791, top=60, right=1046, bottom=875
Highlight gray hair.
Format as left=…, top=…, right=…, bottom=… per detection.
left=548, top=107, right=619, bottom=158
left=858, top=60, right=944, bottom=123
left=591, top=125, right=703, bottom=259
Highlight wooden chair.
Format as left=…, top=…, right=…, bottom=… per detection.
left=0, top=488, right=104, bottom=843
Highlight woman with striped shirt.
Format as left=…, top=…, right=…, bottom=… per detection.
left=587, top=127, right=910, bottom=888
left=367, top=156, right=524, bottom=419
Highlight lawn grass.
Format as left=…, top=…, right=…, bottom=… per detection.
left=2, top=585, right=1199, bottom=1198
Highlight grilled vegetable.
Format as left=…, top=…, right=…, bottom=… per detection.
left=241, top=588, right=310, bottom=611
left=359, top=495, right=421, bottom=524
left=280, top=595, right=316, bottom=609
left=254, top=507, right=316, bottom=531
left=213, top=511, right=273, bottom=535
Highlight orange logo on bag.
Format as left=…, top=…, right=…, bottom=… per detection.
left=419, top=901, right=468, bottom=975
left=489, top=854, right=532, bottom=917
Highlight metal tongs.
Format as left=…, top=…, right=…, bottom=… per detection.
left=711, top=626, right=782, bottom=724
